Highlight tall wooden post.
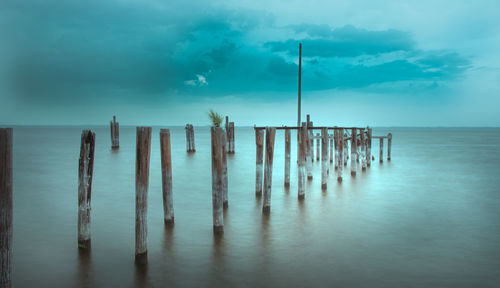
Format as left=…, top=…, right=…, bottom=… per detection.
left=379, top=138, right=384, bottom=163
left=297, top=123, right=307, bottom=199
left=351, top=128, right=357, bottom=177
left=284, top=129, right=291, bottom=187
left=337, top=129, right=343, bottom=182
left=297, top=43, right=302, bottom=127
left=78, top=130, right=95, bottom=250
left=211, top=127, right=225, bottom=234
left=306, top=122, right=313, bottom=179
left=0, top=128, right=13, bottom=288
left=316, top=133, right=320, bottom=161
left=387, top=133, right=392, bottom=161
left=160, top=129, right=174, bottom=225
left=366, top=127, right=372, bottom=167
left=135, top=127, right=152, bottom=265
left=321, top=128, right=328, bottom=190
left=255, top=129, right=264, bottom=196
left=360, top=129, right=366, bottom=171
left=263, top=127, right=276, bottom=213
left=222, top=133, right=228, bottom=208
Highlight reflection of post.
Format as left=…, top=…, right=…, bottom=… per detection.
left=211, top=127, right=225, bottom=234
left=297, top=123, right=307, bottom=199
left=160, top=129, right=174, bottom=225
left=78, top=130, right=95, bottom=250
left=387, top=133, right=392, bottom=161
left=0, top=128, right=13, bottom=288
left=321, top=128, right=328, bottom=190
left=351, top=128, right=357, bottom=177
left=255, top=129, right=264, bottom=196
left=262, top=127, right=276, bottom=214
left=284, top=129, right=291, bottom=187
left=135, top=127, right=152, bottom=265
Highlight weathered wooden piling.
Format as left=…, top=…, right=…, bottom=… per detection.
left=255, top=129, right=264, bottom=196
left=78, top=130, right=95, bottom=250
left=366, top=127, right=372, bottom=167
left=110, top=116, right=119, bottom=148
left=316, top=133, right=320, bottom=161
left=343, top=136, right=348, bottom=166
left=262, top=127, right=276, bottom=213
left=387, top=133, right=392, bottom=161
left=333, top=130, right=338, bottom=169
left=379, top=138, right=384, bottom=163
left=284, top=129, right=291, bottom=187
left=0, top=128, right=13, bottom=288
left=228, top=122, right=235, bottom=154
left=160, top=129, right=174, bottom=225
left=135, top=127, right=152, bottom=265
left=222, top=133, right=228, bottom=208
left=306, top=122, right=313, bottom=179
left=297, top=123, right=307, bottom=199
left=360, top=129, right=366, bottom=171
left=336, top=129, right=344, bottom=182
left=321, top=128, right=328, bottom=190
left=330, top=132, right=334, bottom=164
left=351, top=128, right=357, bottom=176
left=211, top=127, right=225, bottom=234
left=185, top=124, right=195, bottom=152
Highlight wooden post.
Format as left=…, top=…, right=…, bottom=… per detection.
left=387, top=133, right=392, bottom=161
left=316, top=133, right=320, bottom=161
left=337, top=129, right=343, bottom=182
left=160, top=129, right=174, bottom=225
left=284, top=129, right=291, bottom=187
left=306, top=122, right=313, bottom=179
left=255, top=129, right=264, bottom=196
left=135, top=127, right=152, bottom=265
left=366, top=127, right=372, bottom=167
left=110, top=116, right=119, bottom=148
left=222, top=133, right=228, bottom=208
left=185, top=124, right=195, bottom=152
left=297, top=123, right=307, bottom=199
left=298, top=44, right=302, bottom=127
left=351, top=128, right=357, bottom=177
left=78, top=130, right=95, bottom=250
left=185, top=124, right=190, bottom=152
left=190, top=125, right=195, bottom=152
left=330, top=132, right=334, bottom=164
left=321, top=128, right=328, bottom=190
left=229, top=122, right=235, bottom=153
left=262, top=127, right=276, bottom=213
left=211, top=127, right=225, bottom=234
left=360, top=129, right=366, bottom=171
left=0, top=128, right=13, bottom=288
left=343, top=136, right=348, bottom=166
left=225, top=116, right=230, bottom=151
left=379, top=138, right=384, bottom=163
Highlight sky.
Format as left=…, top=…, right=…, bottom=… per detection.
left=1, top=0, right=499, bottom=126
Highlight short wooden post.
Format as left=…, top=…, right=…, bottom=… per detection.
left=211, top=127, right=225, bottom=234
left=262, top=127, right=276, bottom=213
left=284, top=129, right=291, bottom=187
left=330, top=132, right=334, bottom=164
left=255, top=129, right=264, bottom=196
left=222, top=134, right=228, bottom=208
left=366, top=127, right=372, bottom=167
left=379, top=138, right=384, bottom=163
left=321, top=128, right=328, bottom=190
left=229, top=122, right=235, bottom=153
left=185, top=124, right=195, bottom=152
left=160, top=129, right=174, bottom=225
left=0, top=128, right=13, bottom=288
left=225, top=116, right=230, bottom=151
left=306, top=122, right=313, bottom=179
left=360, top=129, right=366, bottom=171
left=316, top=133, right=320, bottom=161
left=190, top=125, right=195, bottom=152
left=387, top=133, right=392, bottom=161
left=110, top=116, right=119, bottom=148
left=351, top=128, right=357, bottom=176
left=78, top=130, right=95, bottom=250
left=297, top=123, right=307, bottom=199
left=135, top=127, right=152, bottom=265
left=337, top=129, right=343, bottom=182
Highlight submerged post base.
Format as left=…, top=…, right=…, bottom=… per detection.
left=213, top=225, right=224, bottom=235
left=135, top=252, right=148, bottom=266
left=337, top=177, right=342, bottom=183
left=164, top=218, right=174, bottom=227
left=262, top=206, right=270, bottom=214
left=78, top=239, right=91, bottom=250
left=351, top=171, right=356, bottom=177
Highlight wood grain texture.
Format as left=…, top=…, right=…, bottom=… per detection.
left=160, top=129, right=174, bottom=225
left=262, top=127, right=276, bottom=213
left=297, top=123, right=306, bottom=199
left=211, top=127, right=225, bottom=234
left=0, top=128, right=12, bottom=288
left=78, top=130, right=95, bottom=250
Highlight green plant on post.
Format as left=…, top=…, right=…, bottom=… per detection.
left=208, top=109, right=223, bottom=127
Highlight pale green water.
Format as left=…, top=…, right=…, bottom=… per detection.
left=10, top=127, right=500, bottom=287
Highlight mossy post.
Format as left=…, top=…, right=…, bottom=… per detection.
left=0, top=128, right=13, bottom=288
left=255, top=129, right=264, bottom=196
left=135, top=127, right=152, bottom=265
left=211, top=127, right=225, bottom=234
left=160, top=129, right=174, bottom=226
left=284, top=128, right=291, bottom=187
left=78, top=130, right=95, bottom=250
left=262, top=127, right=276, bottom=214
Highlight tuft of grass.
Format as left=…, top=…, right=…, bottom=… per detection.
left=207, top=109, right=223, bottom=127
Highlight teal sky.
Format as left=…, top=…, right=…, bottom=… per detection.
left=1, top=0, right=499, bottom=126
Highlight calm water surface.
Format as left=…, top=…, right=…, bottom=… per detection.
left=10, top=127, right=500, bottom=287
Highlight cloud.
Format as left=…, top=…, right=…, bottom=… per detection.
left=184, top=74, right=208, bottom=87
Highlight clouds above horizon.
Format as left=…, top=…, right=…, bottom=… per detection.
left=1, top=0, right=475, bottom=104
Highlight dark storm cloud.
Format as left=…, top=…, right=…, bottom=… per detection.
left=1, top=0, right=470, bottom=103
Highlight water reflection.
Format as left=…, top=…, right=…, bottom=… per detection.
left=77, top=249, right=92, bottom=288
left=134, top=262, right=149, bottom=288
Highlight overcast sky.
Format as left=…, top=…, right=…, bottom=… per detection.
left=1, top=0, right=499, bottom=126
